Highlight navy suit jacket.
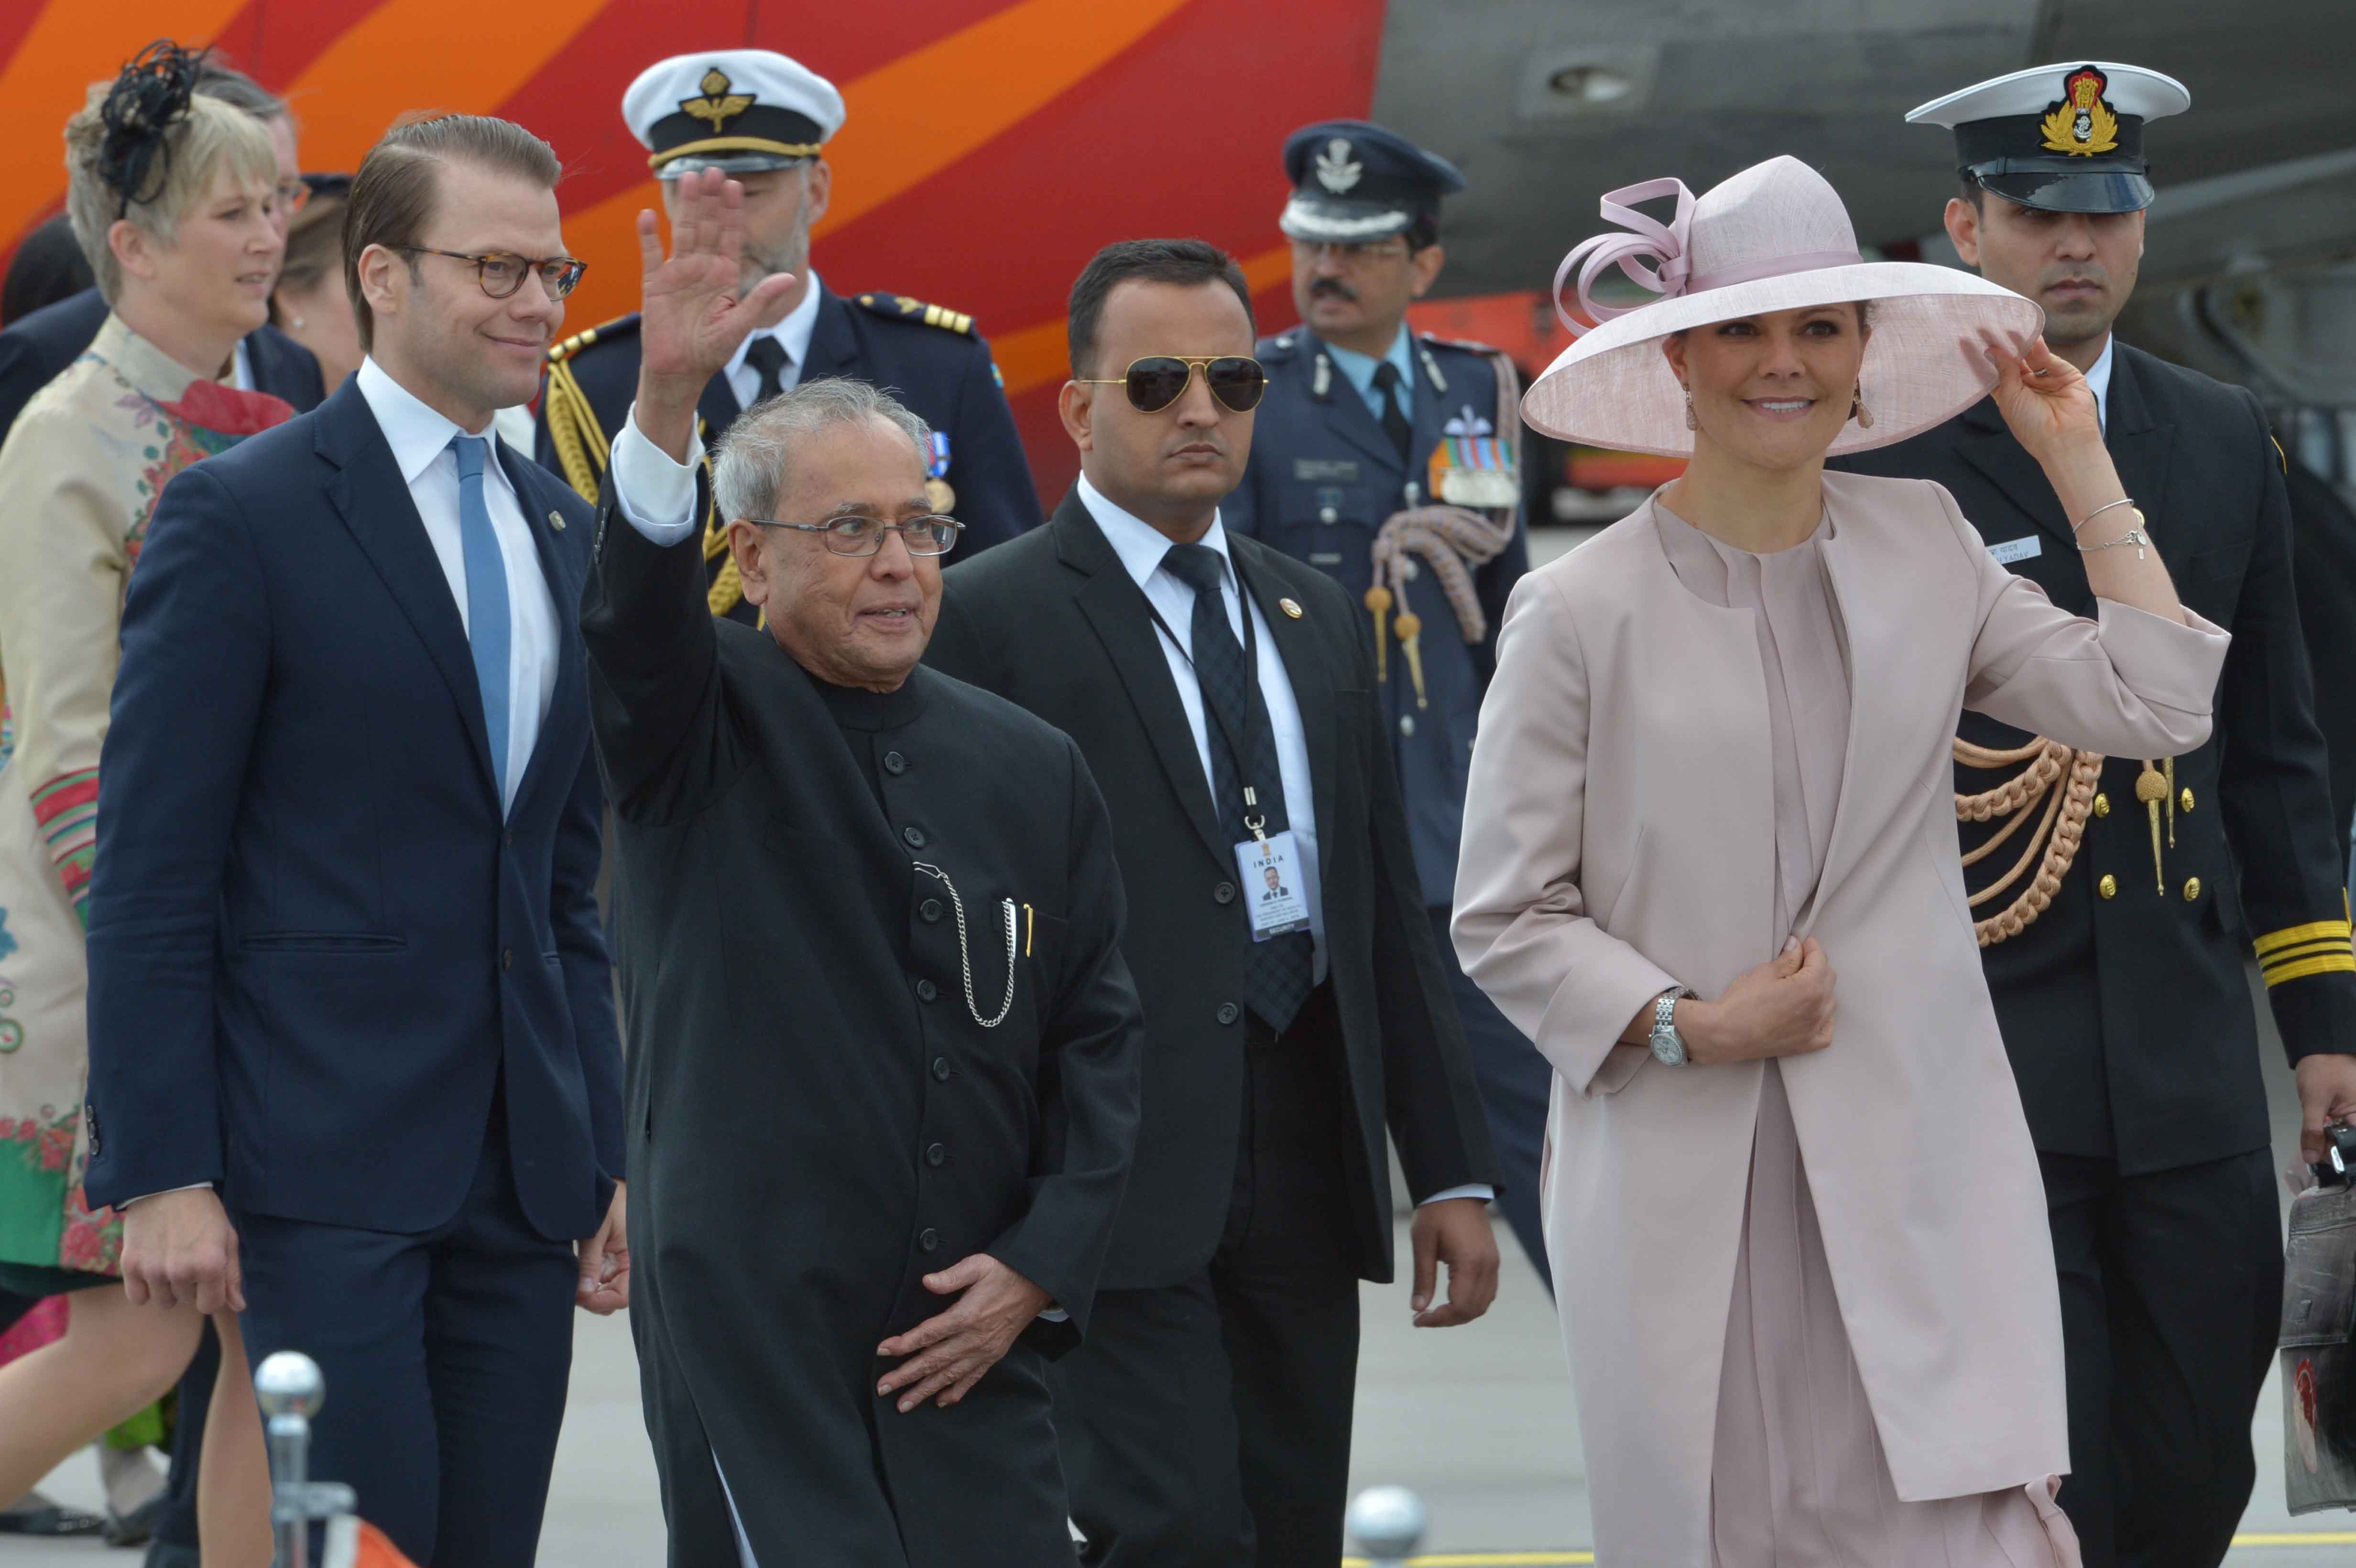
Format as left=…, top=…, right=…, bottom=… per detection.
left=0, top=286, right=327, bottom=439
left=82, top=378, right=622, bottom=1241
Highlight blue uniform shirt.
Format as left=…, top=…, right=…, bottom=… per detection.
left=1321, top=324, right=1418, bottom=423
left=1226, top=326, right=1529, bottom=907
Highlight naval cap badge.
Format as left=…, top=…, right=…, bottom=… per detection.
left=680, top=67, right=756, bottom=133
left=1314, top=137, right=1363, bottom=195
left=2040, top=65, right=2120, bottom=157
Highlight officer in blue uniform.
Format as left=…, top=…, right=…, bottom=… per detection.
left=536, top=50, right=1039, bottom=624
left=1226, top=120, right=1545, bottom=1287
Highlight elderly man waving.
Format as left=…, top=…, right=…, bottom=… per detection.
left=579, top=170, right=1145, bottom=1567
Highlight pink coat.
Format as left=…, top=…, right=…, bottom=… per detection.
left=1451, top=472, right=2229, bottom=1566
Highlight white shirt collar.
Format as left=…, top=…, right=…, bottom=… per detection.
left=723, top=269, right=826, bottom=386
left=355, top=356, right=498, bottom=484
left=229, top=338, right=254, bottom=392
left=2083, top=334, right=2115, bottom=434
left=1077, top=473, right=1232, bottom=593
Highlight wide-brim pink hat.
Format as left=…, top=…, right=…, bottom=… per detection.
left=1522, top=155, right=2043, bottom=458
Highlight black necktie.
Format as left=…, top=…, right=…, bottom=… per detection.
left=1160, top=543, right=1315, bottom=1032
left=743, top=336, right=790, bottom=407
left=1372, top=359, right=1412, bottom=464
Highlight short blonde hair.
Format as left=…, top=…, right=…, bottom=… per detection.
left=63, top=86, right=277, bottom=304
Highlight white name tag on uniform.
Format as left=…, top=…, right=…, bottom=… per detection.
left=1988, top=535, right=2042, bottom=566
left=1236, top=830, right=1312, bottom=939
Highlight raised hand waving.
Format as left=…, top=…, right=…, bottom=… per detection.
left=632, top=167, right=797, bottom=460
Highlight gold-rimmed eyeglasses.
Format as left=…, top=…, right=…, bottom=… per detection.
left=393, top=246, right=588, bottom=301
left=748, top=514, right=965, bottom=557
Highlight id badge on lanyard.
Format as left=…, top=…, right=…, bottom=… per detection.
left=1146, top=571, right=1312, bottom=942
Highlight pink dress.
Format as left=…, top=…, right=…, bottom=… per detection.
left=1654, top=504, right=2081, bottom=1568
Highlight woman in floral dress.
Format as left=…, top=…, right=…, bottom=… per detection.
left=0, top=47, right=288, bottom=1546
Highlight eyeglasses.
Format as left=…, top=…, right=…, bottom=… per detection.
left=749, top=514, right=965, bottom=557
left=393, top=247, right=588, bottom=301
left=275, top=179, right=311, bottom=215
left=1077, top=356, right=1267, bottom=414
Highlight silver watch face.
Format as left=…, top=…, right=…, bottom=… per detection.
left=1649, top=1022, right=1686, bottom=1066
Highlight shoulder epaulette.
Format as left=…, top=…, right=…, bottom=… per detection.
left=1259, top=333, right=1303, bottom=361
left=855, top=293, right=974, bottom=335
left=1418, top=331, right=1501, bottom=357
left=547, top=313, right=641, bottom=366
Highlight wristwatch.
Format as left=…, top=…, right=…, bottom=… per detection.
left=1648, top=987, right=1699, bottom=1066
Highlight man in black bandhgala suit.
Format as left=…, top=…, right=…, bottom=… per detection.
left=579, top=172, right=1144, bottom=1567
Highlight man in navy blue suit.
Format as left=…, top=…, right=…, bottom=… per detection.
left=82, top=112, right=624, bottom=1568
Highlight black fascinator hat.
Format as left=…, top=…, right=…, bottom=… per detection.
left=98, top=40, right=207, bottom=219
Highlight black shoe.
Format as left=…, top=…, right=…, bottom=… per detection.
left=142, top=1539, right=202, bottom=1568
left=103, top=1494, right=167, bottom=1547
left=0, top=1500, right=107, bottom=1537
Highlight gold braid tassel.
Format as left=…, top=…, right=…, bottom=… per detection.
left=2135, top=761, right=2168, bottom=892
left=1364, top=585, right=1392, bottom=682
left=1394, top=610, right=1428, bottom=708
left=1956, top=736, right=2105, bottom=946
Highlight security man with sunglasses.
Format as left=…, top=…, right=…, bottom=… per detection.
left=1227, top=120, right=1548, bottom=1288
left=535, top=49, right=1040, bottom=624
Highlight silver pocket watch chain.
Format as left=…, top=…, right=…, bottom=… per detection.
left=912, top=863, right=1016, bottom=1028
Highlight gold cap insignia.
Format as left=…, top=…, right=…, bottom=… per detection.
left=680, top=68, right=756, bottom=133
left=1279, top=598, right=1304, bottom=619
left=2040, top=66, right=2120, bottom=157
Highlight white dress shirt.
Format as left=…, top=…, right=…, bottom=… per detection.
left=721, top=269, right=827, bottom=412
left=2084, top=333, right=2115, bottom=435
left=355, top=357, right=560, bottom=814
left=1076, top=475, right=1328, bottom=980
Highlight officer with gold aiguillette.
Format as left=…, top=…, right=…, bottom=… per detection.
left=1838, top=61, right=2356, bottom=1565
left=535, top=49, right=1040, bottom=623
left=1225, top=120, right=1545, bottom=1288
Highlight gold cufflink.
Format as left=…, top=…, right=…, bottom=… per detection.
left=1279, top=598, right=1303, bottom=619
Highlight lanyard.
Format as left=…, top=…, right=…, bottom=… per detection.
left=1142, top=571, right=1275, bottom=839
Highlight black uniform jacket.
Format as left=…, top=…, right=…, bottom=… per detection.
left=1226, top=329, right=1530, bottom=908
left=0, top=285, right=327, bottom=439
left=925, top=490, right=1497, bottom=1288
left=1840, top=342, right=2356, bottom=1172
left=580, top=476, right=1144, bottom=1567
left=538, top=282, right=1040, bottom=619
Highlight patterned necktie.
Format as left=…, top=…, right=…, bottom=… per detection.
left=1372, top=359, right=1413, bottom=464
left=447, top=435, right=513, bottom=807
left=1160, top=543, right=1314, bottom=1032
left=743, top=336, right=790, bottom=407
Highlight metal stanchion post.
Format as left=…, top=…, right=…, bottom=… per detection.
left=1346, top=1486, right=1428, bottom=1568
left=255, top=1351, right=358, bottom=1568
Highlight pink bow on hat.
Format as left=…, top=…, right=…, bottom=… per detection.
left=1552, top=178, right=1696, bottom=339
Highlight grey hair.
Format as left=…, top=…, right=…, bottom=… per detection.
left=713, top=376, right=934, bottom=523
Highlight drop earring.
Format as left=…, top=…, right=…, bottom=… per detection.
left=1850, top=386, right=1874, bottom=429
left=1682, top=385, right=1697, bottom=432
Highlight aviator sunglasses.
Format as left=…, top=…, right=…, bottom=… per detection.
left=1079, top=355, right=1268, bottom=414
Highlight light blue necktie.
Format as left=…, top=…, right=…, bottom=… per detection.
left=448, top=435, right=512, bottom=806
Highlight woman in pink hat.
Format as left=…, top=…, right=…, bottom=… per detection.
left=1451, top=155, right=2227, bottom=1565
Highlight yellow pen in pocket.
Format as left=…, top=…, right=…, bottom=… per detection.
left=1024, top=903, right=1034, bottom=958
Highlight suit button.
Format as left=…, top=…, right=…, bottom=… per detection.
left=903, top=825, right=927, bottom=849
left=919, top=1228, right=940, bottom=1252
left=502, top=949, right=513, bottom=969
left=916, top=978, right=938, bottom=1002
left=926, top=1143, right=946, bottom=1167
left=921, top=898, right=944, bottom=923
left=1318, top=506, right=1339, bottom=524
left=1399, top=715, right=1416, bottom=737
left=1214, top=882, right=1236, bottom=905
left=2093, top=793, right=2110, bottom=817
left=2183, top=877, right=2202, bottom=901
left=884, top=751, right=908, bottom=776
left=1217, top=1002, right=1240, bottom=1026
left=2181, top=788, right=2195, bottom=813
left=2098, top=874, right=2117, bottom=900
left=931, top=1056, right=952, bottom=1082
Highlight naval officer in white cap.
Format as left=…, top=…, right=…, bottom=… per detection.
left=534, top=48, right=1040, bottom=618
left=1841, top=62, right=2356, bottom=1565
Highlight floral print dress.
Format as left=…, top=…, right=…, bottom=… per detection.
left=0, top=313, right=289, bottom=1278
